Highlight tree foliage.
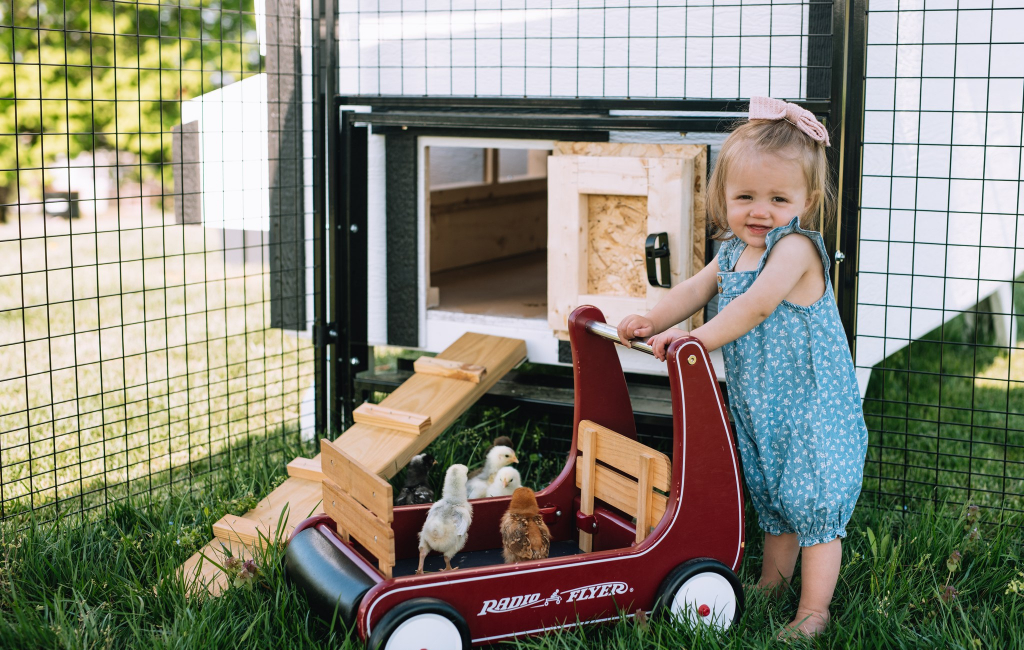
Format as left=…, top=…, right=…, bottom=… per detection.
left=0, top=0, right=261, bottom=193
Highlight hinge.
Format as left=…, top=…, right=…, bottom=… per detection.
left=539, top=505, right=562, bottom=526
left=314, top=321, right=339, bottom=348
left=575, top=510, right=598, bottom=533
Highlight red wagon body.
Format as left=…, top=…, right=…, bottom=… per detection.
left=286, top=305, right=745, bottom=648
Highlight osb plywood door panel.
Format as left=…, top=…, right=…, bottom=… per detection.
left=549, top=145, right=704, bottom=336
left=586, top=194, right=648, bottom=298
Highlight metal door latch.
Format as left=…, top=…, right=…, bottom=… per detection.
left=645, top=232, right=671, bottom=288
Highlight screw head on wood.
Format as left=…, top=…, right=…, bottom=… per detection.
left=687, top=355, right=696, bottom=365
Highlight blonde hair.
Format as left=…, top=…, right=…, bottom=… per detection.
left=706, top=118, right=835, bottom=240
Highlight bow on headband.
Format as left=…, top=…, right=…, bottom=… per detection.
left=749, top=96, right=830, bottom=146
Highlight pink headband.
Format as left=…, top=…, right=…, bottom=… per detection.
left=748, top=96, right=830, bottom=146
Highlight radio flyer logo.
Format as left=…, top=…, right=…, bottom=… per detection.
left=478, top=582, right=631, bottom=616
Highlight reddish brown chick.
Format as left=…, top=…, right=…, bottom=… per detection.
left=500, top=487, right=551, bottom=564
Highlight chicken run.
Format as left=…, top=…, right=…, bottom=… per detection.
left=285, top=305, right=746, bottom=648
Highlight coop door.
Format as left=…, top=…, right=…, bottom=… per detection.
left=547, top=143, right=707, bottom=337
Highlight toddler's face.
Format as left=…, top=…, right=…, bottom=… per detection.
left=724, top=150, right=812, bottom=250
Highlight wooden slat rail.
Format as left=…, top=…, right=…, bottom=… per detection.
left=576, top=420, right=672, bottom=549
left=286, top=455, right=323, bottom=482
left=413, top=356, right=487, bottom=383
left=323, top=479, right=396, bottom=579
left=213, top=514, right=271, bottom=547
left=352, top=403, right=432, bottom=434
left=321, top=439, right=393, bottom=522
left=321, top=438, right=395, bottom=578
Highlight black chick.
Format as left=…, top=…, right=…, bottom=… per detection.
left=395, top=453, right=437, bottom=505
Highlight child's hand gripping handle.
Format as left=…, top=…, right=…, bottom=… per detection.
left=616, top=314, right=655, bottom=346
left=586, top=320, right=655, bottom=356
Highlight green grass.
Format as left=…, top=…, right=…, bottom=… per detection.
left=863, top=306, right=1024, bottom=513
left=2, top=404, right=1023, bottom=649
left=0, top=213, right=316, bottom=520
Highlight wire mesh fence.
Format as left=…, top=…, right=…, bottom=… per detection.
left=4, top=0, right=1023, bottom=531
left=0, top=0, right=318, bottom=527
left=336, top=0, right=834, bottom=100
left=855, top=0, right=1024, bottom=515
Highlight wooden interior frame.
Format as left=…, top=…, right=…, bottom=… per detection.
left=548, top=144, right=707, bottom=337
left=575, top=419, right=672, bottom=551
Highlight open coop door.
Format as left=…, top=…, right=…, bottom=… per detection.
left=547, top=143, right=708, bottom=339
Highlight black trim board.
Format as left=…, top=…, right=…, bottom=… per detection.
left=384, top=132, right=420, bottom=347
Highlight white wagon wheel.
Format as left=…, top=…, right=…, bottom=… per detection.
left=653, top=558, right=744, bottom=631
left=366, top=597, right=470, bottom=650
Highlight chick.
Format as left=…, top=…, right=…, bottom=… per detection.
left=395, top=453, right=437, bottom=505
left=467, top=436, right=515, bottom=480
left=466, top=445, right=518, bottom=499
left=500, top=487, right=551, bottom=564
left=416, top=464, right=472, bottom=573
left=485, top=466, right=522, bottom=497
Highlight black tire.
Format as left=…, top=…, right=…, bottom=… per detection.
left=367, top=597, right=471, bottom=650
left=653, top=558, right=744, bottom=632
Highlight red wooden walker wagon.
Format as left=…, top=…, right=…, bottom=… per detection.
left=285, top=305, right=746, bottom=648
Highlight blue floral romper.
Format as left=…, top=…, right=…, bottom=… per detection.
left=716, top=217, right=868, bottom=547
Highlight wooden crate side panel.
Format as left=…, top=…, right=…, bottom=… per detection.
left=580, top=420, right=671, bottom=491
left=635, top=453, right=655, bottom=544
left=321, top=438, right=394, bottom=522
left=323, top=478, right=396, bottom=573
left=578, top=421, right=597, bottom=553
left=574, top=462, right=668, bottom=526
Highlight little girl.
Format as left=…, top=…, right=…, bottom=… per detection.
left=617, top=97, right=868, bottom=638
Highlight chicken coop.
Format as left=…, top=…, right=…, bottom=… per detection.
left=321, top=0, right=855, bottom=436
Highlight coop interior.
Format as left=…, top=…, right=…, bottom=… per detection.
left=427, top=145, right=550, bottom=320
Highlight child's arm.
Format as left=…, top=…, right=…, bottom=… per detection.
left=689, top=234, right=821, bottom=351
left=616, top=258, right=721, bottom=344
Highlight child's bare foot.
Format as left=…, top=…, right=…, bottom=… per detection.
left=778, top=608, right=829, bottom=640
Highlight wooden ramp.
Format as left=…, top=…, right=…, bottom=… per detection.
left=178, top=333, right=527, bottom=595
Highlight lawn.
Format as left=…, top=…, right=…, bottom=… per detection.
left=0, top=211, right=316, bottom=523
left=1, top=404, right=1022, bottom=649
left=862, top=307, right=1024, bottom=514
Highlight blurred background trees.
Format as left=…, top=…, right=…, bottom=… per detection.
left=0, top=0, right=262, bottom=202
